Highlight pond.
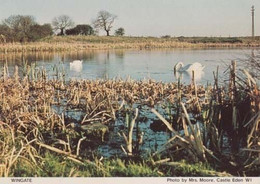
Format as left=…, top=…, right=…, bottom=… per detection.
left=0, top=48, right=258, bottom=157
left=0, top=48, right=258, bottom=85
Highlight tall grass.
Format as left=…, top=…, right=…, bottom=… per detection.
left=0, top=35, right=260, bottom=53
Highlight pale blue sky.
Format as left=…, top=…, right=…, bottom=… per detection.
left=0, top=0, right=259, bottom=37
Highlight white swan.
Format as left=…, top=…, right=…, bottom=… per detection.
left=174, top=62, right=205, bottom=73
left=70, top=60, right=83, bottom=72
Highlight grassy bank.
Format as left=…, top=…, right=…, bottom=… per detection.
left=11, top=153, right=230, bottom=177
left=0, top=35, right=260, bottom=52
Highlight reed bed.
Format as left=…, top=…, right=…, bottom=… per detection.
left=152, top=62, right=260, bottom=176
left=0, top=61, right=259, bottom=176
left=0, top=36, right=260, bottom=53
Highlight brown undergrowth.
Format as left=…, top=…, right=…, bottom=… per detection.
left=0, top=61, right=259, bottom=176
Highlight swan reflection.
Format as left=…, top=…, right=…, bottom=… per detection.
left=174, top=70, right=204, bottom=82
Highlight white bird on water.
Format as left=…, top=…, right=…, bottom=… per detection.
left=70, top=60, right=83, bottom=72
left=174, top=62, right=205, bottom=73
left=174, top=62, right=205, bottom=82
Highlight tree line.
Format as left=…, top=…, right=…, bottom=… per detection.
left=0, top=10, right=125, bottom=43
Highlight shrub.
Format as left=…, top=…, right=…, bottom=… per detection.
left=66, top=24, right=94, bottom=35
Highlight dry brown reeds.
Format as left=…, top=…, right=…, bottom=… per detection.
left=151, top=61, right=260, bottom=175
left=0, top=35, right=260, bottom=53
left=0, top=63, right=208, bottom=176
left=0, top=60, right=259, bottom=176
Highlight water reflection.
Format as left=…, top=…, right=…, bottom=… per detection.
left=237, top=49, right=260, bottom=80
left=115, top=50, right=125, bottom=59
left=0, top=48, right=258, bottom=84
left=0, top=52, right=55, bottom=64
left=248, top=49, right=260, bottom=78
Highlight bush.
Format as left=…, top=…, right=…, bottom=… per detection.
left=66, top=24, right=94, bottom=35
left=29, top=24, right=53, bottom=41
left=0, top=15, right=53, bottom=42
left=220, top=37, right=243, bottom=43
left=161, top=35, right=171, bottom=39
left=177, top=36, right=185, bottom=42
left=114, top=27, right=125, bottom=36
left=0, top=25, right=12, bottom=42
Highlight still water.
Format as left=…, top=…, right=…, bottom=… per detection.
left=0, top=48, right=258, bottom=84
left=0, top=48, right=258, bottom=156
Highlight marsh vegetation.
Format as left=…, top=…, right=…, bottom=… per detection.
left=0, top=36, right=260, bottom=53
left=0, top=59, right=259, bottom=177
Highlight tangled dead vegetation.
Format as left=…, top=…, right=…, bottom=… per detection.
left=0, top=61, right=259, bottom=176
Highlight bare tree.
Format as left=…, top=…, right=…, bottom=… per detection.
left=93, top=10, right=117, bottom=36
left=52, top=15, right=74, bottom=36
